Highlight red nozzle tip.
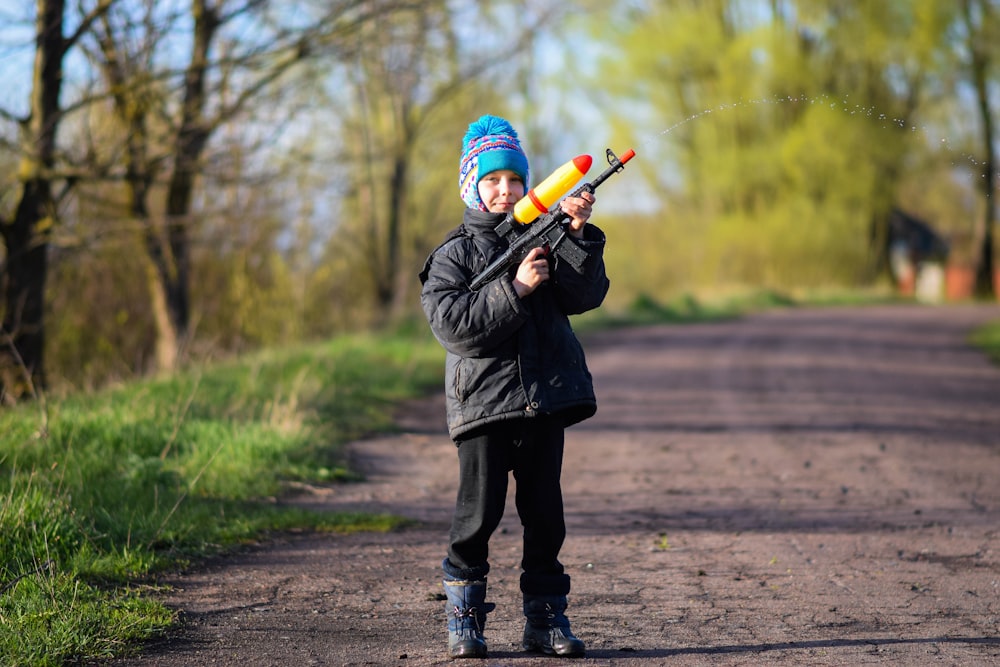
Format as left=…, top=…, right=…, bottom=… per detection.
left=573, top=154, right=593, bottom=174
left=620, top=149, right=636, bottom=164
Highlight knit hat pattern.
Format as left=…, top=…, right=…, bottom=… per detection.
left=459, top=115, right=530, bottom=211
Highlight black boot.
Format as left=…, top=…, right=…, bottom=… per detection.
left=522, top=594, right=586, bottom=657
left=443, top=578, right=493, bottom=659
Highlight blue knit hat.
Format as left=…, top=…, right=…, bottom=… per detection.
left=458, top=115, right=530, bottom=211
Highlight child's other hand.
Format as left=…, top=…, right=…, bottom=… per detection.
left=513, top=246, right=550, bottom=297
left=561, top=191, right=595, bottom=238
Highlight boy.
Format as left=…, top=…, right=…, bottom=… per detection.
left=419, top=114, right=609, bottom=659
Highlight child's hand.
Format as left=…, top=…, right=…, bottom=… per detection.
left=560, top=191, right=595, bottom=238
left=513, top=246, right=550, bottom=297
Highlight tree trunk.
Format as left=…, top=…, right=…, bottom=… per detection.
left=143, top=0, right=219, bottom=370
left=970, top=58, right=997, bottom=299
left=381, top=147, right=408, bottom=314
left=0, top=183, right=52, bottom=402
left=964, top=0, right=997, bottom=299
left=0, top=0, right=64, bottom=403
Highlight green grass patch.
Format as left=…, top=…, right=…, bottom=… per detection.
left=575, top=288, right=800, bottom=331
left=971, top=319, right=1000, bottom=364
left=0, top=331, right=443, bottom=665
left=575, top=287, right=903, bottom=332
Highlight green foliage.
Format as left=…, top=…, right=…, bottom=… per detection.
left=0, top=331, right=443, bottom=664
left=576, top=288, right=799, bottom=331
left=970, top=320, right=1000, bottom=364
left=571, top=0, right=990, bottom=303
left=45, top=236, right=158, bottom=391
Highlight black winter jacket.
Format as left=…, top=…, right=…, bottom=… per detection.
left=419, top=208, right=610, bottom=441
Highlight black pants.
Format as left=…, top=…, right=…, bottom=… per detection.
left=443, top=417, right=570, bottom=595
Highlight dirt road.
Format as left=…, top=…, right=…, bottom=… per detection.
left=112, top=305, right=1000, bottom=666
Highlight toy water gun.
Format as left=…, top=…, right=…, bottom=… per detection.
left=469, top=147, right=636, bottom=291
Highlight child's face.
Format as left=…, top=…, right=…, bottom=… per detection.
left=477, top=170, right=525, bottom=213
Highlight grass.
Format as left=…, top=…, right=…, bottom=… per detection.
left=573, top=286, right=900, bottom=331
left=971, top=318, right=1000, bottom=363
left=0, top=331, right=444, bottom=665
left=0, top=290, right=996, bottom=665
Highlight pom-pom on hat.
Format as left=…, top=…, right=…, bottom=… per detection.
left=459, top=115, right=530, bottom=211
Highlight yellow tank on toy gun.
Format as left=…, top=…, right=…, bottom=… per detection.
left=513, top=154, right=594, bottom=224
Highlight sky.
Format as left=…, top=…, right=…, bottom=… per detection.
left=0, top=2, right=34, bottom=117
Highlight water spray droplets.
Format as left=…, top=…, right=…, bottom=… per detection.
left=648, top=94, right=994, bottom=189
left=656, top=95, right=922, bottom=137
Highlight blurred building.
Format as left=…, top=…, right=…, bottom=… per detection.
left=886, top=208, right=950, bottom=302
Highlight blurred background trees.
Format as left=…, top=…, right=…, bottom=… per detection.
left=1, top=0, right=998, bottom=399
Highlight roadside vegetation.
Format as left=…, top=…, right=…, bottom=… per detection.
left=971, top=319, right=1000, bottom=364
left=0, top=331, right=443, bottom=665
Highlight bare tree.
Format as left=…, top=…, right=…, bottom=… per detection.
left=0, top=0, right=113, bottom=403
left=87, top=0, right=388, bottom=372
left=337, top=0, right=556, bottom=323
left=959, top=0, right=998, bottom=299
